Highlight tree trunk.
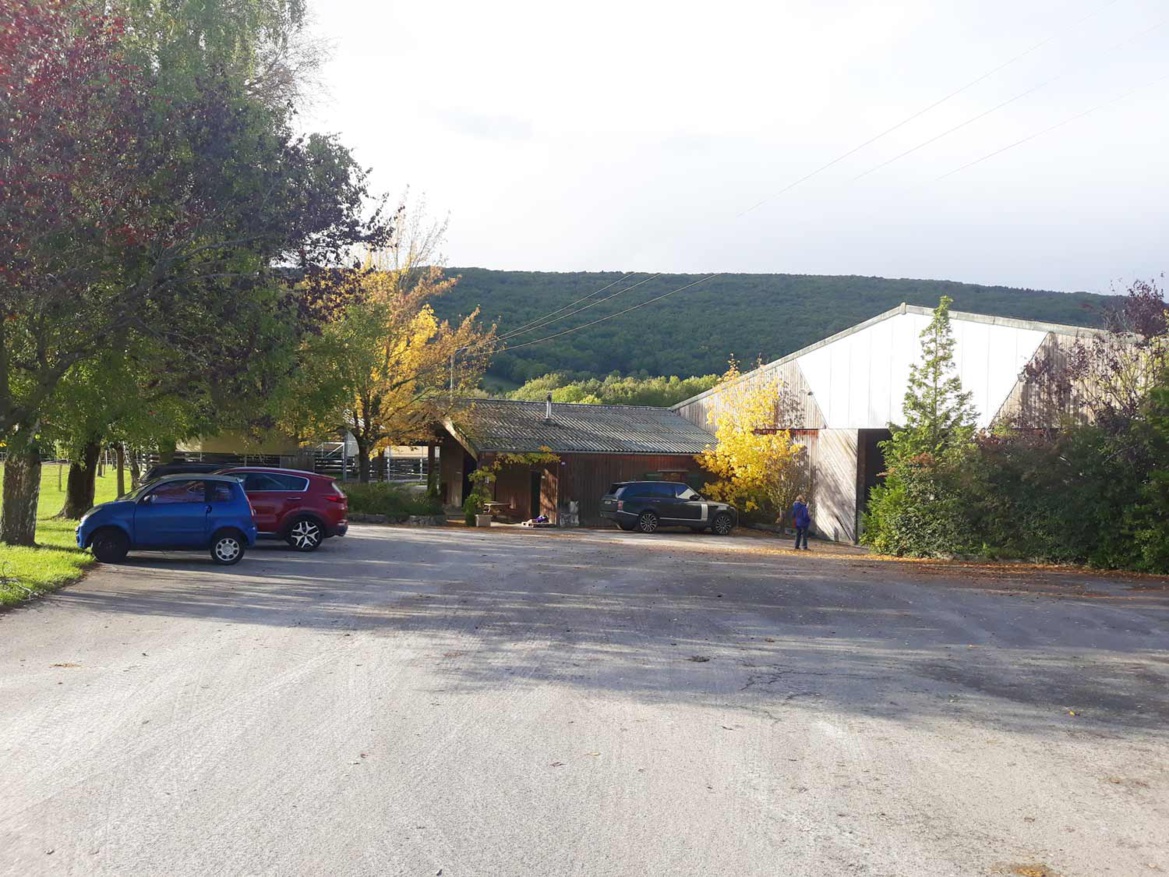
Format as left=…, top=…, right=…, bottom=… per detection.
left=116, top=443, right=126, bottom=497
left=1, top=440, right=42, bottom=546
left=426, top=443, right=437, bottom=496
left=356, top=438, right=371, bottom=484
left=58, top=440, right=101, bottom=519
left=128, top=447, right=142, bottom=489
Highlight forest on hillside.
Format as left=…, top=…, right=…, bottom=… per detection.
left=431, top=269, right=1115, bottom=384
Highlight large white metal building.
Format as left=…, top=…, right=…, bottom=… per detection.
left=673, top=303, right=1097, bottom=543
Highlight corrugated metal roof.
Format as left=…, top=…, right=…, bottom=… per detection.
left=449, top=400, right=714, bottom=455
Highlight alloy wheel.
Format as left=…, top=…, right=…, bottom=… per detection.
left=289, top=520, right=322, bottom=550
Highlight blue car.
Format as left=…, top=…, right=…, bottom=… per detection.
left=76, top=475, right=258, bottom=566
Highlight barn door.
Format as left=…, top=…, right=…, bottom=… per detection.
left=529, top=471, right=542, bottom=518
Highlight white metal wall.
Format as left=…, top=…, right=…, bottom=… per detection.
left=796, top=312, right=1048, bottom=429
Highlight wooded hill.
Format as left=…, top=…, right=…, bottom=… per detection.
left=433, top=269, right=1114, bottom=384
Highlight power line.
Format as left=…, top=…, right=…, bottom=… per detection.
left=502, top=274, right=724, bottom=352
left=497, top=273, right=661, bottom=341
left=486, top=1, right=1125, bottom=361
left=496, top=272, right=637, bottom=340
left=936, top=69, right=1169, bottom=181
left=851, top=17, right=1166, bottom=182
left=735, top=0, right=1122, bottom=217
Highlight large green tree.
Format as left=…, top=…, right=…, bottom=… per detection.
left=0, top=0, right=384, bottom=542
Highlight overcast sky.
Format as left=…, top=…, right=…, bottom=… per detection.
left=304, top=0, right=1167, bottom=293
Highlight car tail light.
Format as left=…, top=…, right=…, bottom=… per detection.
left=327, top=483, right=346, bottom=503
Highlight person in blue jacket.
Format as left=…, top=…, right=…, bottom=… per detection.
left=792, top=495, right=811, bottom=550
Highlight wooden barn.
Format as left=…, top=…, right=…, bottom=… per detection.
left=438, top=398, right=713, bottom=526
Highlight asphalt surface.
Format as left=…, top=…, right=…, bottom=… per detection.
left=1, top=525, right=1167, bottom=877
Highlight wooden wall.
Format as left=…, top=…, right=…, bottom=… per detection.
left=439, top=435, right=470, bottom=506
left=559, top=454, right=705, bottom=527
left=994, top=331, right=1097, bottom=428
left=477, top=452, right=707, bottom=526
left=807, top=429, right=860, bottom=543
left=491, top=463, right=558, bottom=522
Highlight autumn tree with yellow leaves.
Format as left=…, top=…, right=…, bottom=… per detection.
left=282, top=203, right=495, bottom=482
left=697, top=359, right=806, bottom=522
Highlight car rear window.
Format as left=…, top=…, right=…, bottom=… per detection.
left=243, top=473, right=309, bottom=492
left=209, top=483, right=236, bottom=503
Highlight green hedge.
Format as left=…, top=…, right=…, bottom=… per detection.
left=341, top=482, right=442, bottom=522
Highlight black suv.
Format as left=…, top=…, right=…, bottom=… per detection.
left=600, top=481, right=738, bottom=535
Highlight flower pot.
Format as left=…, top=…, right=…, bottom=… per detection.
left=475, top=513, right=493, bottom=528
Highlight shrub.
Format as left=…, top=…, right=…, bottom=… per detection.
left=341, top=482, right=442, bottom=523
left=864, top=454, right=975, bottom=557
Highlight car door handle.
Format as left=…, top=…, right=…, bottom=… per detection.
left=205, top=505, right=213, bottom=512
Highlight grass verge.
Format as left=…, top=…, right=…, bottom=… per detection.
left=0, top=463, right=118, bottom=607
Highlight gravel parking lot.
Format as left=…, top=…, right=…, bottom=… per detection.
left=1, top=524, right=1167, bottom=876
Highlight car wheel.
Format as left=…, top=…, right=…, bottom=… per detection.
left=285, top=518, right=324, bottom=552
left=90, top=528, right=129, bottom=563
left=636, top=511, right=659, bottom=534
left=711, top=512, right=734, bottom=536
left=210, top=530, right=246, bottom=565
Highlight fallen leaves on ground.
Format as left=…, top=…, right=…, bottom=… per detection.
left=1010, top=865, right=1061, bottom=877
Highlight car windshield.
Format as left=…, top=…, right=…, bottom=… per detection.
left=122, top=483, right=152, bottom=501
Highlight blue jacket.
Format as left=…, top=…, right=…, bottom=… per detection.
left=792, top=501, right=811, bottom=529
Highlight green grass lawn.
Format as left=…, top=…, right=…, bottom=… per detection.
left=0, top=463, right=120, bottom=607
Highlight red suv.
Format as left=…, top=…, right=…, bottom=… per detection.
left=217, top=467, right=348, bottom=551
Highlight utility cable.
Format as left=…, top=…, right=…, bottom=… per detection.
left=485, top=1, right=1125, bottom=357
left=735, top=0, right=1122, bottom=217
left=497, top=273, right=661, bottom=341
left=501, top=274, right=724, bottom=352
left=851, top=17, right=1166, bottom=182
left=496, top=272, right=637, bottom=340
left=936, top=69, right=1169, bottom=181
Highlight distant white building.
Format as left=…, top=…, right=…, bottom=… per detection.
left=673, top=303, right=1098, bottom=543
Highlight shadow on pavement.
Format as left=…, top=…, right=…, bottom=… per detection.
left=51, top=526, right=1169, bottom=735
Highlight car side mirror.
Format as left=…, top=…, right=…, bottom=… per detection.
left=140, top=494, right=154, bottom=505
